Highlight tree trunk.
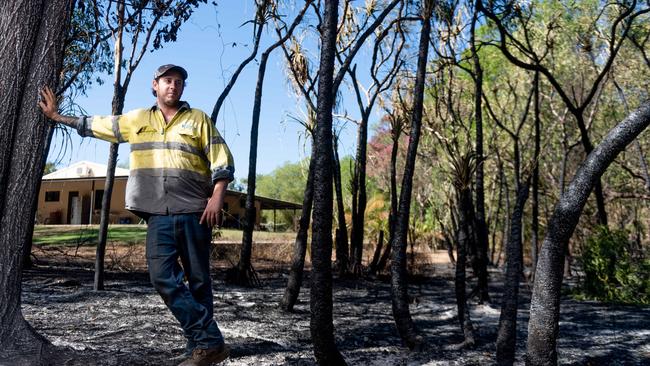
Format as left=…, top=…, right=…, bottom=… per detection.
left=95, top=142, right=119, bottom=290
left=310, top=0, right=346, bottom=363
left=369, top=123, right=401, bottom=277
left=470, top=5, right=490, bottom=304
left=350, top=112, right=369, bottom=274
left=280, top=151, right=315, bottom=312
left=95, top=1, right=125, bottom=291
left=23, top=129, right=55, bottom=269
left=233, top=1, right=309, bottom=287
left=496, top=181, right=530, bottom=366
left=232, top=48, right=275, bottom=287
left=368, top=230, right=384, bottom=273
left=455, top=188, right=476, bottom=347
left=390, top=2, right=432, bottom=350
left=530, top=72, right=541, bottom=279
left=0, top=0, right=74, bottom=362
left=332, top=137, right=349, bottom=276
left=574, top=113, right=608, bottom=226
left=526, top=101, right=650, bottom=366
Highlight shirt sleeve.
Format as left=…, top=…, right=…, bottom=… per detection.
left=77, top=111, right=135, bottom=143
left=201, top=115, right=235, bottom=184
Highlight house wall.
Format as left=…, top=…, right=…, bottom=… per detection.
left=38, top=178, right=138, bottom=225
left=37, top=179, right=261, bottom=226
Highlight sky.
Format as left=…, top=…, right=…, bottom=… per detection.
left=46, top=1, right=377, bottom=182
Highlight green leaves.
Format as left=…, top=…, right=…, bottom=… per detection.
left=577, top=226, right=649, bottom=305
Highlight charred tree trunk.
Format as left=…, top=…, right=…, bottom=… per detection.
left=95, top=142, right=119, bottom=290
left=350, top=112, right=369, bottom=274
left=332, top=137, right=349, bottom=276
left=370, top=124, right=401, bottom=276
left=526, top=101, right=650, bottom=366
left=470, top=5, right=490, bottom=304
left=496, top=181, right=530, bottom=366
left=280, top=151, right=315, bottom=312
left=368, top=230, right=384, bottom=273
left=238, top=3, right=311, bottom=286
left=95, top=2, right=125, bottom=291
left=310, top=0, right=346, bottom=363
left=490, top=163, right=504, bottom=265
left=23, top=129, right=55, bottom=269
left=390, top=1, right=432, bottom=350
left=531, top=71, right=541, bottom=279
left=233, top=4, right=309, bottom=287
left=0, top=0, right=74, bottom=362
left=455, top=187, right=476, bottom=347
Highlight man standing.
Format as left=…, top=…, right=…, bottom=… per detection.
left=39, top=64, right=232, bottom=366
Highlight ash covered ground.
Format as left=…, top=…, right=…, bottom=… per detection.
left=20, top=254, right=650, bottom=365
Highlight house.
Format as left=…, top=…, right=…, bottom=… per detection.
left=37, top=161, right=301, bottom=230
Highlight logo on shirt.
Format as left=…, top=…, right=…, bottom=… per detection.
left=179, top=120, right=198, bottom=135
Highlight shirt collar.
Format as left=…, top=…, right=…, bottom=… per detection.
left=150, top=101, right=191, bottom=112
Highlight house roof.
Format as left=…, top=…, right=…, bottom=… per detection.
left=43, top=161, right=129, bottom=179
left=226, top=190, right=302, bottom=210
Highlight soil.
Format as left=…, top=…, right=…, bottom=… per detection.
left=18, top=245, right=650, bottom=366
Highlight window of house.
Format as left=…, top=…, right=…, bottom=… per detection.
left=45, top=191, right=60, bottom=202
left=94, top=190, right=104, bottom=210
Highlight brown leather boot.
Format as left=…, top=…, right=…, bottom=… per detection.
left=177, top=343, right=230, bottom=366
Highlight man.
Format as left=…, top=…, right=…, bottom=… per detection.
left=39, top=64, right=232, bottom=366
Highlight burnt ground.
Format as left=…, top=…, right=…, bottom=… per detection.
left=18, top=249, right=650, bottom=366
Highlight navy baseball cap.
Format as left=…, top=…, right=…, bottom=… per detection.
left=154, top=64, right=188, bottom=80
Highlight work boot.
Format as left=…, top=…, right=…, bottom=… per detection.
left=177, top=343, right=230, bottom=366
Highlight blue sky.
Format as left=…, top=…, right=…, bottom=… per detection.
left=48, top=1, right=373, bottom=181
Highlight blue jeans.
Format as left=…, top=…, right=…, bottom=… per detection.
left=145, top=213, right=224, bottom=352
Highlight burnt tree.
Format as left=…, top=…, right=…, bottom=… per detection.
left=232, top=0, right=311, bottom=287
left=309, top=0, right=346, bottom=364
left=0, top=0, right=74, bottom=363
left=526, top=101, right=650, bottom=365
left=390, top=0, right=433, bottom=350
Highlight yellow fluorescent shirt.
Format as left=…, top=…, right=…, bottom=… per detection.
left=76, top=102, right=235, bottom=214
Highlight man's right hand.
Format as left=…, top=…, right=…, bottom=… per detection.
left=39, top=86, right=59, bottom=121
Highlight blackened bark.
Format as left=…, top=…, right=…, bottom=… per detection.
left=235, top=3, right=309, bottom=286
left=280, top=152, right=315, bottom=312
left=95, top=142, right=119, bottom=290
left=490, top=164, right=504, bottom=264
left=526, top=101, right=650, bottom=366
left=210, top=11, right=264, bottom=123
left=455, top=188, right=476, bottom=347
left=471, top=5, right=490, bottom=304
left=390, top=1, right=432, bottom=350
left=0, top=0, right=74, bottom=362
left=95, top=1, right=125, bottom=291
left=350, top=111, right=368, bottom=274
left=23, top=129, right=55, bottom=269
left=496, top=181, right=530, bottom=365
left=332, top=137, right=349, bottom=276
left=368, top=230, right=384, bottom=273
left=310, top=0, right=346, bottom=364
left=531, top=71, right=541, bottom=278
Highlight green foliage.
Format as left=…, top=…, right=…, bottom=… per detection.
left=254, top=160, right=309, bottom=230
left=577, top=227, right=649, bottom=305
left=43, top=162, right=58, bottom=175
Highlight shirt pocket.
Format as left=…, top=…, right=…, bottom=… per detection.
left=132, top=125, right=160, bottom=143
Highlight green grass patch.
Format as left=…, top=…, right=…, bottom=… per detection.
left=33, top=225, right=297, bottom=246
left=33, top=225, right=148, bottom=246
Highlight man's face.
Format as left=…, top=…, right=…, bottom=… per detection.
left=153, top=70, right=184, bottom=107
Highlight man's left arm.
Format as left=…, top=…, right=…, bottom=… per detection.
left=200, top=179, right=228, bottom=227
left=199, top=113, right=235, bottom=227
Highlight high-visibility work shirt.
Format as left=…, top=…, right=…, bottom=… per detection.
left=76, top=102, right=234, bottom=215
